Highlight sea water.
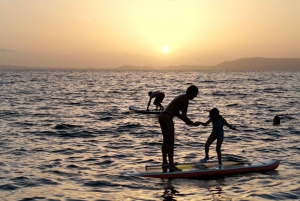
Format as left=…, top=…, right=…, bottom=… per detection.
left=0, top=70, right=299, bottom=201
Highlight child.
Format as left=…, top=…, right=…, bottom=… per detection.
left=273, top=115, right=280, bottom=125
left=199, top=108, right=236, bottom=169
left=147, top=91, right=165, bottom=111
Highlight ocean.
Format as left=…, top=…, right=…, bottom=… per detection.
left=0, top=70, right=299, bottom=201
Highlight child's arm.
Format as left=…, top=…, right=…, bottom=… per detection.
left=200, top=119, right=212, bottom=126
left=222, top=116, right=236, bottom=130
left=146, top=97, right=152, bottom=110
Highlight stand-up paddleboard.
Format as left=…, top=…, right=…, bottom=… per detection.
left=125, top=159, right=279, bottom=179
left=129, top=105, right=162, bottom=114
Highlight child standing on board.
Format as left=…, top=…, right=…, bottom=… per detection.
left=199, top=108, right=236, bottom=169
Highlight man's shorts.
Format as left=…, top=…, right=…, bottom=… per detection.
left=154, top=93, right=165, bottom=103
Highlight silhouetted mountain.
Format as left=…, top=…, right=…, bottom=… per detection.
left=164, top=65, right=209, bottom=71
left=113, top=65, right=155, bottom=71
left=212, top=57, right=300, bottom=71
left=1, top=57, right=300, bottom=71
left=162, top=58, right=300, bottom=71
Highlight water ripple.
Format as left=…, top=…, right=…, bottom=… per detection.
left=0, top=70, right=299, bottom=200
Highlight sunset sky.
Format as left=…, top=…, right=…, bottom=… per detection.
left=1, top=0, right=300, bottom=69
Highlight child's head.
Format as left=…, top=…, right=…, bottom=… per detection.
left=186, top=85, right=198, bottom=100
left=209, top=108, right=220, bottom=119
left=148, top=91, right=152, bottom=96
left=273, top=115, right=280, bottom=125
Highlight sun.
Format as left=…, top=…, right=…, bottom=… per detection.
left=162, top=45, right=170, bottom=52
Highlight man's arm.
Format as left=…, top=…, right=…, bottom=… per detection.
left=176, top=112, right=194, bottom=125
left=175, top=99, right=197, bottom=126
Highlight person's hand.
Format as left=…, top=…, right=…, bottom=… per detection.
left=231, top=126, right=236, bottom=130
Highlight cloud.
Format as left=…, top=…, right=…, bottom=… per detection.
left=0, top=49, right=15, bottom=53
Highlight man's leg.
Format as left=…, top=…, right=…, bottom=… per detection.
left=159, top=114, right=180, bottom=171
left=159, top=115, right=173, bottom=164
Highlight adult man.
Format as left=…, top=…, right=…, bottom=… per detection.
left=158, top=85, right=201, bottom=171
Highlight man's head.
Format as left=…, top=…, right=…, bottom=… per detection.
left=148, top=91, right=152, bottom=96
left=186, top=85, right=198, bottom=100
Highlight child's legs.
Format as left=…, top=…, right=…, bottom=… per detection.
left=154, top=95, right=164, bottom=110
left=204, top=134, right=217, bottom=158
left=216, top=136, right=224, bottom=164
left=154, top=101, right=163, bottom=110
left=153, top=102, right=158, bottom=110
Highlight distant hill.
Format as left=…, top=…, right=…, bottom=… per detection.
left=212, top=57, right=300, bottom=71
left=163, top=65, right=209, bottom=71
left=162, top=58, right=300, bottom=71
left=113, top=57, right=300, bottom=71
left=1, top=57, right=300, bottom=71
left=113, top=65, right=155, bottom=71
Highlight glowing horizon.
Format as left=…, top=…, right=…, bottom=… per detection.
left=0, top=0, right=300, bottom=69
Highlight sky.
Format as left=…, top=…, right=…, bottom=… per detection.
left=1, top=0, right=300, bottom=69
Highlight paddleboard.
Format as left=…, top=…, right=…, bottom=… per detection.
left=129, top=105, right=162, bottom=114
left=125, top=159, right=280, bottom=179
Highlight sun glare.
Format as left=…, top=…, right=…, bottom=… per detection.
left=162, top=45, right=170, bottom=52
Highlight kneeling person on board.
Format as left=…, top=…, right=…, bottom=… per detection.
left=158, top=85, right=201, bottom=172
left=147, top=91, right=165, bottom=111
left=199, top=108, right=236, bottom=169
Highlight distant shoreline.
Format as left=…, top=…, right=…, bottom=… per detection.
left=1, top=57, right=300, bottom=71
